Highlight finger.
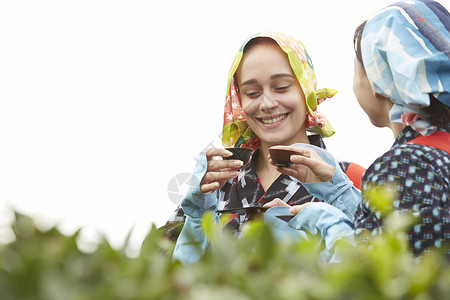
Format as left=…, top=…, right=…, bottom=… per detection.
left=268, top=145, right=293, bottom=151
left=269, top=145, right=307, bottom=153
left=207, top=159, right=243, bottom=171
left=290, top=155, right=335, bottom=181
left=269, top=157, right=297, bottom=172
left=274, top=165, right=298, bottom=178
left=200, top=182, right=220, bottom=194
left=289, top=154, right=311, bottom=167
left=202, top=170, right=239, bottom=184
left=290, top=154, right=327, bottom=172
left=263, top=198, right=290, bottom=208
left=289, top=203, right=311, bottom=215
left=270, top=145, right=313, bottom=158
left=204, top=148, right=233, bottom=160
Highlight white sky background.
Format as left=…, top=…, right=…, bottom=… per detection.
left=1, top=0, right=449, bottom=252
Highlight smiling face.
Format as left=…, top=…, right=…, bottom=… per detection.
left=236, top=41, right=308, bottom=147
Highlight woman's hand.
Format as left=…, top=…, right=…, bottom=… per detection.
left=200, top=148, right=243, bottom=194
left=263, top=199, right=313, bottom=218
left=263, top=198, right=290, bottom=208
left=289, top=203, right=313, bottom=215
left=263, top=199, right=313, bottom=214
left=268, top=145, right=335, bottom=183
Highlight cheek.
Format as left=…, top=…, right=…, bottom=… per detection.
left=353, top=75, right=368, bottom=107
left=241, top=97, right=258, bottom=116
left=289, top=85, right=306, bottom=112
left=286, top=92, right=306, bottom=115
left=352, top=73, right=360, bottom=97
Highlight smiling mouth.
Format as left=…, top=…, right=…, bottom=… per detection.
left=258, top=113, right=289, bottom=124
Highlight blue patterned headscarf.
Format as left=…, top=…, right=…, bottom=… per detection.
left=361, top=0, right=450, bottom=135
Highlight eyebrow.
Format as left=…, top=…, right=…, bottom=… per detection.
left=240, top=73, right=295, bottom=87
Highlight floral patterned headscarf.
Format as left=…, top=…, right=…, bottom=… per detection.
left=222, top=31, right=337, bottom=150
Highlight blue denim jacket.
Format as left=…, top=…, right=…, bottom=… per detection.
left=172, top=144, right=361, bottom=264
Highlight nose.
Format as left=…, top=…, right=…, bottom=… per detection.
left=259, top=92, right=278, bottom=111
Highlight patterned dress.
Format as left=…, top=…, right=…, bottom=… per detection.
left=354, top=125, right=450, bottom=256
left=163, top=135, right=353, bottom=239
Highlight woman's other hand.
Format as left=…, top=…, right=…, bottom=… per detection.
left=269, top=145, right=335, bottom=183
left=263, top=198, right=290, bottom=209
left=200, top=148, right=242, bottom=194
left=263, top=199, right=312, bottom=214
left=289, top=203, right=313, bottom=215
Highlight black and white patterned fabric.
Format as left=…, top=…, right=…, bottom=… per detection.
left=162, top=135, right=351, bottom=239
left=354, top=125, right=450, bottom=256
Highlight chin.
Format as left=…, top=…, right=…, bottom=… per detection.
left=368, top=117, right=385, bottom=128
left=262, top=136, right=294, bottom=146
left=259, top=136, right=285, bottom=146
left=371, top=121, right=385, bottom=128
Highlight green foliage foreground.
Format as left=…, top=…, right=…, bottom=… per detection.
left=0, top=212, right=449, bottom=300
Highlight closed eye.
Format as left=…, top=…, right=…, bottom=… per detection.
left=245, top=91, right=262, bottom=98
left=275, top=85, right=290, bottom=92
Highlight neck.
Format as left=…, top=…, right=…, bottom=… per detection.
left=390, top=122, right=406, bottom=139
left=257, top=143, right=274, bottom=172
left=381, top=98, right=406, bottom=139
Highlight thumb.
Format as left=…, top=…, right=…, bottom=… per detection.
left=289, top=203, right=311, bottom=215
left=263, top=198, right=290, bottom=208
left=290, top=154, right=315, bottom=169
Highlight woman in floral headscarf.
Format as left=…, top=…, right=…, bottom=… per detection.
left=171, top=31, right=363, bottom=264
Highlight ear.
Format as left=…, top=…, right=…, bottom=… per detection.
left=373, top=91, right=394, bottom=111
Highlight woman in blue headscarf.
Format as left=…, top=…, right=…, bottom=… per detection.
left=278, top=0, right=450, bottom=256
left=352, top=0, right=450, bottom=255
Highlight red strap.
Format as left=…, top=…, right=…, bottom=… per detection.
left=346, top=162, right=366, bottom=190
left=406, top=131, right=450, bottom=153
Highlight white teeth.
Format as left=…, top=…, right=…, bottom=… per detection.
left=260, top=114, right=287, bottom=124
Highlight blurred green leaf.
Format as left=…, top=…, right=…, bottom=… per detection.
left=363, top=183, right=397, bottom=217
left=1, top=202, right=449, bottom=299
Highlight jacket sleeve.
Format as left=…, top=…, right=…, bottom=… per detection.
left=278, top=144, right=362, bottom=262
left=290, top=143, right=362, bottom=222
left=264, top=204, right=354, bottom=263
left=289, top=203, right=355, bottom=263
left=301, top=163, right=362, bottom=222
left=172, top=152, right=218, bottom=264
